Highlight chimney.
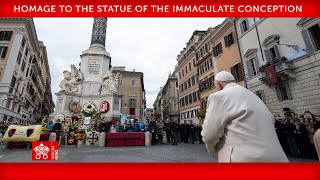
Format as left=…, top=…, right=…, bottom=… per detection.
left=133, top=69, right=135, bottom=72
left=168, top=71, right=171, bottom=77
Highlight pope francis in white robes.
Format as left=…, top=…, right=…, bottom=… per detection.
left=201, top=71, right=288, bottom=162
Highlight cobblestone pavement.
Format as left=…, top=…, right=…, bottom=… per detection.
left=0, top=143, right=318, bottom=162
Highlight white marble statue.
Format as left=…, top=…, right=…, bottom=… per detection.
left=59, top=64, right=84, bottom=93
left=101, top=68, right=119, bottom=94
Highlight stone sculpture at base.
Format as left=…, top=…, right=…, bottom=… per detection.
left=145, top=132, right=151, bottom=146
left=98, top=132, right=106, bottom=147
left=49, top=132, right=56, bottom=142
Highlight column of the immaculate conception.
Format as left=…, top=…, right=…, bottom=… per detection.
left=51, top=18, right=122, bottom=119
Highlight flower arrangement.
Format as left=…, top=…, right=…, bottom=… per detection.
left=69, top=101, right=81, bottom=113
left=81, top=102, right=97, bottom=117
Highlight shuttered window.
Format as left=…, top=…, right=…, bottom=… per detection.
left=246, top=56, right=259, bottom=78
left=0, top=46, right=8, bottom=58
left=275, top=81, right=292, bottom=101
left=264, top=45, right=280, bottom=63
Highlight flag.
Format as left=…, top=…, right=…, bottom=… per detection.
left=264, top=65, right=278, bottom=86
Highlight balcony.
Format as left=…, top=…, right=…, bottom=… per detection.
left=259, top=60, right=295, bottom=82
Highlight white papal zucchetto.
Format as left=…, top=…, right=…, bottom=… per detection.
left=214, top=70, right=235, bottom=82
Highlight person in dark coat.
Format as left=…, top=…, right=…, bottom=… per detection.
left=196, top=124, right=203, bottom=144
left=274, top=118, right=290, bottom=156
left=52, top=119, right=62, bottom=133
left=189, top=122, right=196, bottom=144
left=284, top=119, right=299, bottom=158
left=164, top=120, right=171, bottom=143
left=150, top=120, right=157, bottom=144
left=170, top=121, right=178, bottom=145
left=295, top=118, right=312, bottom=158
left=182, top=121, right=188, bottom=143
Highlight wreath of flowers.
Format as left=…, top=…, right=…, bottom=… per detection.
left=81, top=102, right=97, bottom=117
left=69, top=101, right=81, bottom=113
left=100, top=101, right=110, bottom=113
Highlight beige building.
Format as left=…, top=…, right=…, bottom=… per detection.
left=161, top=71, right=179, bottom=122
left=196, top=19, right=245, bottom=122
left=114, top=66, right=146, bottom=120
left=177, top=30, right=207, bottom=124
left=153, top=86, right=163, bottom=123
left=0, top=18, right=54, bottom=124
left=195, top=27, right=216, bottom=123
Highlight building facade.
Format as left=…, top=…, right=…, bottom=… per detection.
left=153, top=87, right=163, bottom=123
left=144, top=108, right=154, bottom=122
left=161, top=71, right=179, bottom=122
left=0, top=18, right=54, bottom=124
left=177, top=31, right=207, bottom=124
left=114, top=66, right=146, bottom=120
left=236, top=18, right=320, bottom=116
left=195, top=28, right=216, bottom=123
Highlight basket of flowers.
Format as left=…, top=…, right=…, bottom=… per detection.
left=81, top=102, right=97, bottom=117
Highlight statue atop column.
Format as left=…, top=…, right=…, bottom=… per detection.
left=90, top=18, right=108, bottom=47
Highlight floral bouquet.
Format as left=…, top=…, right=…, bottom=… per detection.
left=81, top=102, right=97, bottom=117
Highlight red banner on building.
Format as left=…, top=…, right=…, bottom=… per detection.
left=0, top=0, right=319, bottom=17
left=265, top=65, right=278, bottom=86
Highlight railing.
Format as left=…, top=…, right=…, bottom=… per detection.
left=259, top=61, right=294, bottom=79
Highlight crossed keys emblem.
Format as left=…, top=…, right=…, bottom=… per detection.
left=33, top=143, right=50, bottom=159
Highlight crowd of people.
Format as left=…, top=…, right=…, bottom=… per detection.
left=95, top=118, right=204, bottom=145
left=274, top=113, right=320, bottom=159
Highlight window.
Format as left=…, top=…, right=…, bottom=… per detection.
left=240, top=19, right=248, bottom=33
left=231, top=63, right=244, bottom=82
left=246, top=57, right=259, bottom=78
left=213, top=42, right=223, bottom=57
left=9, top=76, right=16, bottom=93
left=119, top=79, right=122, bottom=86
left=182, top=69, right=184, bottom=76
left=208, top=59, right=212, bottom=68
left=224, top=32, right=235, bottom=47
left=0, top=31, right=13, bottom=41
left=179, top=71, right=181, bottom=79
left=131, top=79, right=135, bottom=86
left=193, top=59, right=195, bottom=66
left=21, top=37, right=26, bottom=48
left=264, top=46, right=280, bottom=63
left=21, top=61, right=26, bottom=71
left=129, top=98, right=136, bottom=108
left=301, top=23, right=320, bottom=53
left=275, top=81, right=291, bottom=101
left=24, top=47, right=29, bottom=57
left=185, top=66, right=187, bottom=74
left=16, top=51, right=22, bottom=64
left=256, top=90, right=265, bottom=103
left=0, top=46, right=8, bottom=58
left=205, top=44, right=209, bottom=53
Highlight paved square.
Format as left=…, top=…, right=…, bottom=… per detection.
left=0, top=143, right=318, bottom=162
